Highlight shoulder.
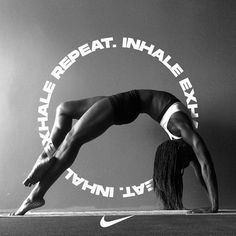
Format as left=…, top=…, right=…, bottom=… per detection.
left=170, top=112, right=199, bottom=145
left=166, top=101, right=197, bottom=134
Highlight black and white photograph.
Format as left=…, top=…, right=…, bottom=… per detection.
left=0, top=0, right=235, bottom=235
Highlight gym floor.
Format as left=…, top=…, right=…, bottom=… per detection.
left=1, top=210, right=235, bottom=235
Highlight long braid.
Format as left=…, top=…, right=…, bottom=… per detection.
left=153, top=140, right=185, bottom=209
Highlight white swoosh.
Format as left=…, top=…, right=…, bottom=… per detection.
left=100, top=215, right=133, bottom=228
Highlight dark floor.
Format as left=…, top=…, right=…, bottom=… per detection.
left=1, top=212, right=236, bottom=236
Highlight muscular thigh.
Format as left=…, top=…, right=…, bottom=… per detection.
left=63, top=96, right=106, bottom=119
left=68, top=98, right=113, bottom=145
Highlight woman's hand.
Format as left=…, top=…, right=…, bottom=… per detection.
left=189, top=207, right=218, bottom=214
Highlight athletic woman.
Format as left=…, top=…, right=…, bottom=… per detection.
left=11, top=90, right=218, bottom=215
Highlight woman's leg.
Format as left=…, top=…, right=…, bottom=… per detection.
left=13, top=98, right=114, bottom=215
left=23, top=96, right=106, bottom=186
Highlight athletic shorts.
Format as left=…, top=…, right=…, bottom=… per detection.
left=109, top=90, right=141, bottom=125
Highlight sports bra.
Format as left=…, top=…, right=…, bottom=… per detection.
left=160, top=102, right=194, bottom=140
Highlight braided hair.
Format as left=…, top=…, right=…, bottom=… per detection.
left=153, top=139, right=189, bottom=209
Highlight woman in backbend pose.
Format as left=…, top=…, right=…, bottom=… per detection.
left=11, top=90, right=218, bottom=215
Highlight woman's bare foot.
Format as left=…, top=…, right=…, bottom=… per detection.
left=23, top=156, right=57, bottom=187
left=9, top=197, right=45, bottom=216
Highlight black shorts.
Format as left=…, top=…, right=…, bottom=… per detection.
left=109, top=90, right=141, bottom=125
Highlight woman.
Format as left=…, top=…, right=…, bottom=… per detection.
left=11, top=90, right=218, bottom=215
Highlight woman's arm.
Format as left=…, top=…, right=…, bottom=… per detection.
left=190, top=159, right=208, bottom=192
left=175, top=119, right=219, bottom=213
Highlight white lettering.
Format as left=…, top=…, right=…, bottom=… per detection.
left=38, top=104, right=49, bottom=117
left=65, top=168, right=74, bottom=180
left=170, top=63, right=184, bottom=78
left=59, top=56, right=73, bottom=71
left=78, top=43, right=92, bottom=56
left=91, top=40, right=104, bottom=52
left=122, top=187, right=135, bottom=198
left=184, top=89, right=197, bottom=104
left=82, top=180, right=97, bottom=194
left=162, top=55, right=172, bottom=69
left=179, top=78, right=192, bottom=91
left=123, top=37, right=141, bottom=50
left=101, top=37, right=113, bottom=48
left=68, top=50, right=80, bottom=63
left=51, top=66, right=64, bottom=80
left=187, top=103, right=199, bottom=118
left=72, top=173, right=85, bottom=186
left=139, top=41, right=155, bottom=55
left=38, top=116, right=49, bottom=132
left=39, top=130, right=51, bottom=146
left=132, top=183, right=145, bottom=195
left=95, top=185, right=114, bottom=198
left=144, top=179, right=153, bottom=192
left=152, top=49, right=164, bottom=61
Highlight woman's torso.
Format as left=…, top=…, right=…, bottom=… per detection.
left=109, top=89, right=193, bottom=139
left=137, top=89, right=179, bottom=121
left=137, top=89, right=194, bottom=139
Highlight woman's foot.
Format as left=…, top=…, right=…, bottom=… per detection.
left=23, top=156, right=57, bottom=187
left=9, top=197, right=45, bottom=216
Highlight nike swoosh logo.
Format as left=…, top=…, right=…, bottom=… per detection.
left=100, top=215, right=133, bottom=228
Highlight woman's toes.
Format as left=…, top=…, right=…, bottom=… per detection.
left=23, top=178, right=30, bottom=186
left=8, top=212, right=16, bottom=216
